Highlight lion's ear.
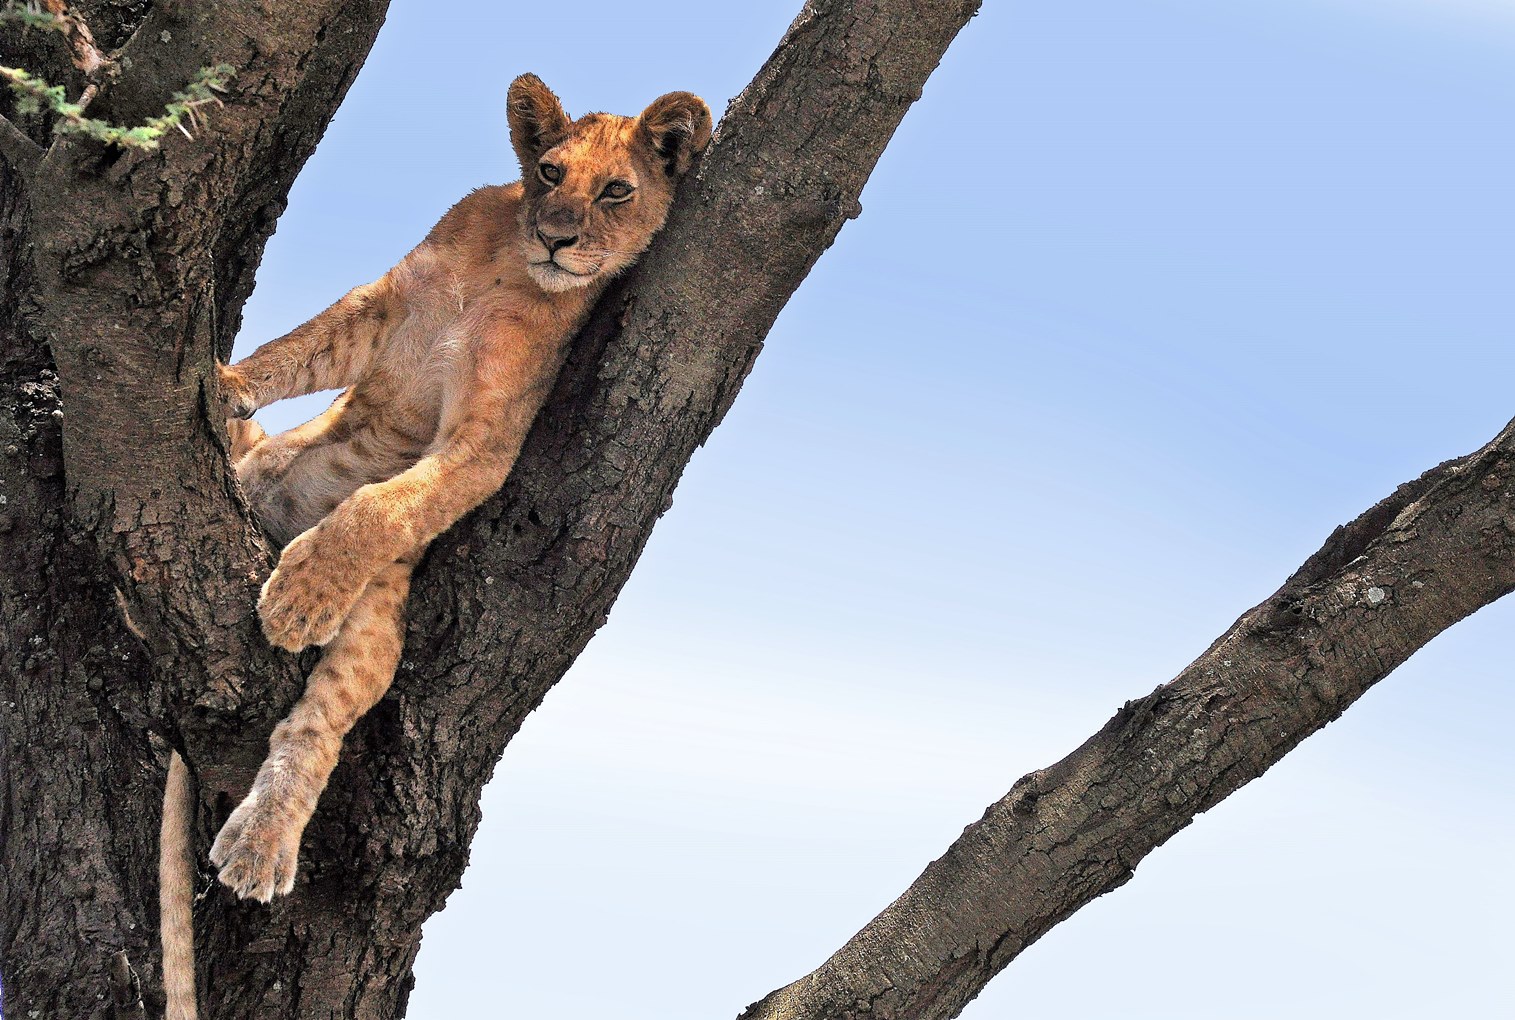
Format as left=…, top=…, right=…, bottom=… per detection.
left=508, top=74, right=571, bottom=171
left=635, top=92, right=712, bottom=178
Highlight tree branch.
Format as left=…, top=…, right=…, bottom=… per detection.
left=403, top=0, right=986, bottom=804
left=198, top=0, right=986, bottom=1012
left=739, top=420, right=1515, bottom=1020
left=11, top=0, right=985, bottom=1012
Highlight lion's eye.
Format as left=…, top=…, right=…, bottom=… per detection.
left=538, top=163, right=562, bottom=186
left=599, top=180, right=634, bottom=202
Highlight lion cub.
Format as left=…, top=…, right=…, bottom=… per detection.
left=160, top=74, right=710, bottom=1018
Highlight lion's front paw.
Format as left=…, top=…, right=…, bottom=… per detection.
left=209, top=790, right=302, bottom=903
left=257, top=533, right=365, bottom=652
left=218, top=363, right=258, bottom=420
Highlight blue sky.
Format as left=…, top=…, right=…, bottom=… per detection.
left=236, top=1, right=1515, bottom=1016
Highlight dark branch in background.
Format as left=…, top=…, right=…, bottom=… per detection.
left=1, top=1, right=235, bottom=149
left=35, top=0, right=392, bottom=789
left=0, top=1, right=109, bottom=109
left=0, top=61, right=234, bottom=147
left=37, top=0, right=104, bottom=73
left=0, top=109, right=39, bottom=168
left=739, top=420, right=1515, bottom=1020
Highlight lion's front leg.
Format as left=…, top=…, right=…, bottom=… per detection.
left=212, top=558, right=414, bottom=901
left=221, top=276, right=398, bottom=415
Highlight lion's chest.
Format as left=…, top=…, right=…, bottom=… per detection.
left=373, top=252, right=562, bottom=443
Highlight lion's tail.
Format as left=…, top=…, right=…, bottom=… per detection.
left=161, top=751, right=199, bottom=1020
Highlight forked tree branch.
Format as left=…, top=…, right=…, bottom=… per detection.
left=5, top=0, right=989, bottom=1014
left=739, top=423, right=1515, bottom=1020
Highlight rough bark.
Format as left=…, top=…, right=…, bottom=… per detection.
left=2, top=0, right=391, bottom=1016
left=9, top=0, right=1505, bottom=1017
left=1, top=0, right=982, bottom=1016
left=738, top=428, right=1515, bottom=1020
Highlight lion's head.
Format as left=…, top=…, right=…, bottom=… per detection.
left=506, top=74, right=712, bottom=294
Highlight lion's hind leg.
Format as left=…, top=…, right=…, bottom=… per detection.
left=209, top=556, right=415, bottom=901
left=231, top=394, right=371, bottom=549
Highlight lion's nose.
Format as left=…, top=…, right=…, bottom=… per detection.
left=537, top=229, right=578, bottom=254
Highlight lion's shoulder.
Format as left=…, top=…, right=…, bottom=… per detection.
left=422, top=182, right=524, bottom=254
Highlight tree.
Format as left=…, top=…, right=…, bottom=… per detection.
left=2, top=1, right=1511, bottom=1019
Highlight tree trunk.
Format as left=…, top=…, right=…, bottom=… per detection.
left=0, top=0, right=983, bottom=1016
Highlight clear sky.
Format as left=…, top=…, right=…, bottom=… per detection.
left=235, top=1, right=1515, bottom=1016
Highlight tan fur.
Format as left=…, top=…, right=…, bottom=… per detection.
left=161, top=75, right=710, bottom=1016
left=161, top=751, right=198, bottom=1020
